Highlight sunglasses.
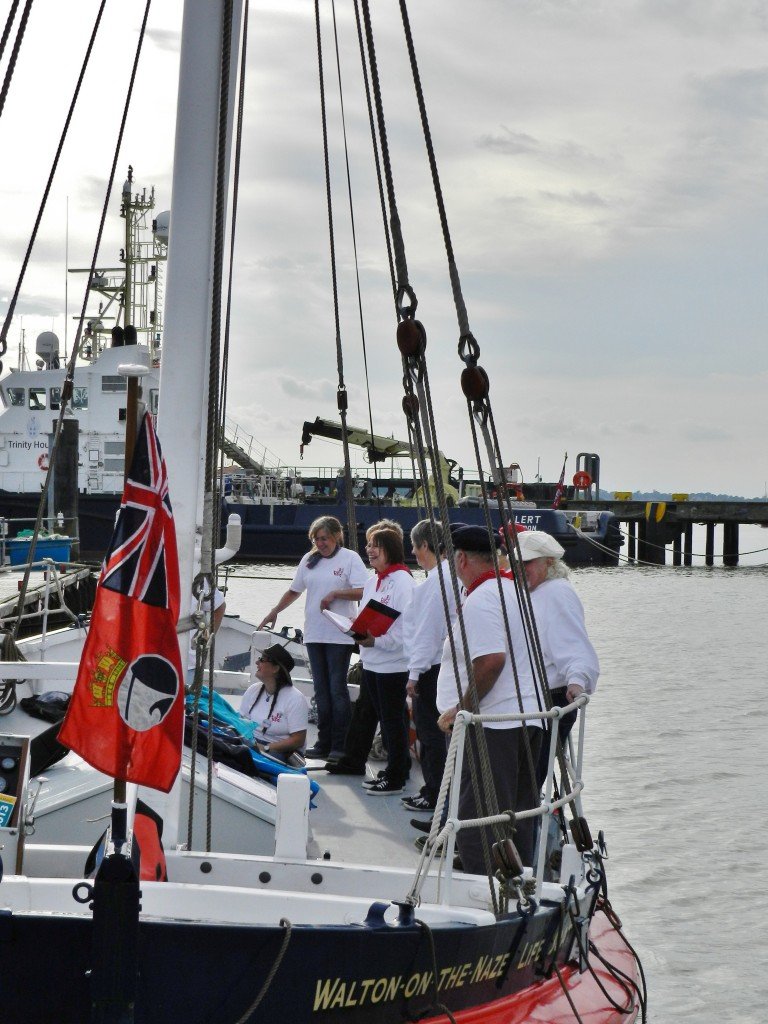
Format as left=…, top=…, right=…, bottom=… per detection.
left=257, top=655, right=276, bottom=665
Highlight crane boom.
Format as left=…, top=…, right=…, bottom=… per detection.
left=299, top=416, right=459, bottom=506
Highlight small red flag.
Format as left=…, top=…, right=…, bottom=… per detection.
left=59, top=413, right=184, bottom=792
left=551, top=452, right=568, bottom=510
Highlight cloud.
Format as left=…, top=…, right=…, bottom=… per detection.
left=538, top=190, right=609, bottom=208
left=146, top=28, right=181, bottom=53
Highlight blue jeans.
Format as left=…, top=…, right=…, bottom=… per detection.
left=306, top=643, right=353, bottom=754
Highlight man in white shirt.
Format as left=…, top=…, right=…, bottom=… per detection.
left=437, top=525, right=544, bottom=874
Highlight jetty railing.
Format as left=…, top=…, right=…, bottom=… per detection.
left=408, top=695, right=589, bottom=908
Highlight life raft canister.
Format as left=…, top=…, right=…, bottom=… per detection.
left=37, top=453, right=49, bottom=471
left=572, top=470, right=592, bottom=489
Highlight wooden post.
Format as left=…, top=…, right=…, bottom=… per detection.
left=627, top=520, right=636, bottom=563
left=672, top=532, right=682, bottom=566
left=723, top=521, right=739, bottom=567
left=683, top=522, right=693, bottom=566
left=705, top=523, right=715, bottom=566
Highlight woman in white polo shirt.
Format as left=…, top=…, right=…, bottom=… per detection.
left=258, top=516, right=368, bottom=760
left=240, top=643, right=309, bottom=761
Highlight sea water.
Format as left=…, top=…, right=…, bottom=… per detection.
left=221, top=523, right=768, bottom=1024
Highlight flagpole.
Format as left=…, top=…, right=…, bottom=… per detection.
left=111, top=362, right=147, bottom=841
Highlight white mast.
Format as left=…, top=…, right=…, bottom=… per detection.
left=155, top=0, right=244, bottom=845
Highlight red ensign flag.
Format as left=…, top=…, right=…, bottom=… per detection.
left=59, top=413, right=184, bottom=792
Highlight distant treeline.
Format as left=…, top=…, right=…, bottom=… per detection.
left=598, top=489, right=763, bottom=502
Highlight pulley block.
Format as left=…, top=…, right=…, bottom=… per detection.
left=460, top=365, right=489, bottom=401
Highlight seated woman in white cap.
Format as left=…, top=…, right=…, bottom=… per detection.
left=240, top=644, right=309, bottom=762
left=514, top=531, right=599, bottom=788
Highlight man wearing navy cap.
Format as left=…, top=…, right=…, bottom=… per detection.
left=436, top=523, right=544, bottom=874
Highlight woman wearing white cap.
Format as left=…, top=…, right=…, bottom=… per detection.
left=514, top=531, right=599, bottom=787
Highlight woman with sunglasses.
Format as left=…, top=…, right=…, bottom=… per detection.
left=258, top=516, right=367, bottom=760
left=240, top=643, right=309, bottom=761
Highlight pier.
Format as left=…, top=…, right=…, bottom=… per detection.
left=567, top=496, right=768, bottom=566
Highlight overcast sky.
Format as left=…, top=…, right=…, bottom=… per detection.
left=1, top=0, right=766, bottom=495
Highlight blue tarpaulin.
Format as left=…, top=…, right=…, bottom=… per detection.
left=185, top=686, right=320, bottom=802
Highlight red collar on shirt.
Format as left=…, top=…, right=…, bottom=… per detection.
left=375, top=563, right=411, bottom=590
left=465, top=568, right=513, bottom=597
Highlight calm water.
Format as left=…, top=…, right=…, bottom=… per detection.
left=222, top=525, right=768, bottom=1023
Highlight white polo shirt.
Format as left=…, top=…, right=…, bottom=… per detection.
left=291, top=547, right=369, bottom=645
left=240, top=683, right=309, bottom=747
left=436, top=575, right=544, bottom=729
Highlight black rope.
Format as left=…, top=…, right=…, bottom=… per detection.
left=0, top=0, right=108, bottom=360
left=359, top=0, right=413, bottom=315
left=10, top=0, right=150, bottom=642
left=0, top=0, right=32, bottom=121
left=314, top=0, right=358, bottom=546
left=0, top=0, right=21, bottom=67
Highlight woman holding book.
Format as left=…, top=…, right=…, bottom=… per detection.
left=258, top=516, right=368, bottom=760
left=356, top=523, right=416, bottom=796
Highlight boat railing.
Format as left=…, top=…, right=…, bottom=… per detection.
left=408, top=695, right=589, bottom=908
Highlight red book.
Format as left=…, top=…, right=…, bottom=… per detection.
left=58, top=413, right=184, bottom=793
left=322, top=598, right=400, bottom=639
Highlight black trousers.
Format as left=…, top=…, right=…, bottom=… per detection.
left=364, top=668, right=410, bottom=786
left=412, top=664, right=447, bottom=803
left=456, top=725, right=542, bottom=875
left=340, top=671, right=379, bottom=768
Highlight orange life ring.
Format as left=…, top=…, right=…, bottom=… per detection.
left=37, top=453, right=49, bottom=471
left=572, top=470, right=592, bottom=489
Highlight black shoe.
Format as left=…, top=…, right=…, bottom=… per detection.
left=411, top=818, right=433, bottom=834
left=324, top=759, right=365, bottom=775
left=305, top=745, right=330, bottom=759
left=365, top=778, right=404, bottom=796
left=401, top=793, right=436, bottom=812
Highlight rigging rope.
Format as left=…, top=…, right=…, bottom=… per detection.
left=10, top=0, right=149, bottom=642
left=314, top=0, right=358, bottom=547
left=0, top=0, right=21, bottom=68
left=0, top=0, right=108, bottom=366
left=360, top=0, right=505, bottom=904
left=0, top=0, right=32, bottom=122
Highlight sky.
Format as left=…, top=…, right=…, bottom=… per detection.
left=0, top=0, right=766, bottom=496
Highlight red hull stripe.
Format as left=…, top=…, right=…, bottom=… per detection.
left=424, top=912, right=639, bottom=1024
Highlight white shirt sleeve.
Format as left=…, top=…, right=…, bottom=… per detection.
left=407, top=573, right=455, bottom=678
left=537, top=582, right=600, bottom=693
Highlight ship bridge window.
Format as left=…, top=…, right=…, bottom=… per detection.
left=149, top=388, right=159, bottom=415
left=50, top=387, right=61, bottom=410
left=72, top=387, right=88, bottom=410
left=7, top=388, right=25, bottom=407
left=29, top=388, right=47, bottom=410
left=102, top=375, right=127, bottom=393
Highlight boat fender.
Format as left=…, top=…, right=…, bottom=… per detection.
left=37, top=453, right=49, bottom=471
left=492, top=836, right=523, bottom=879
